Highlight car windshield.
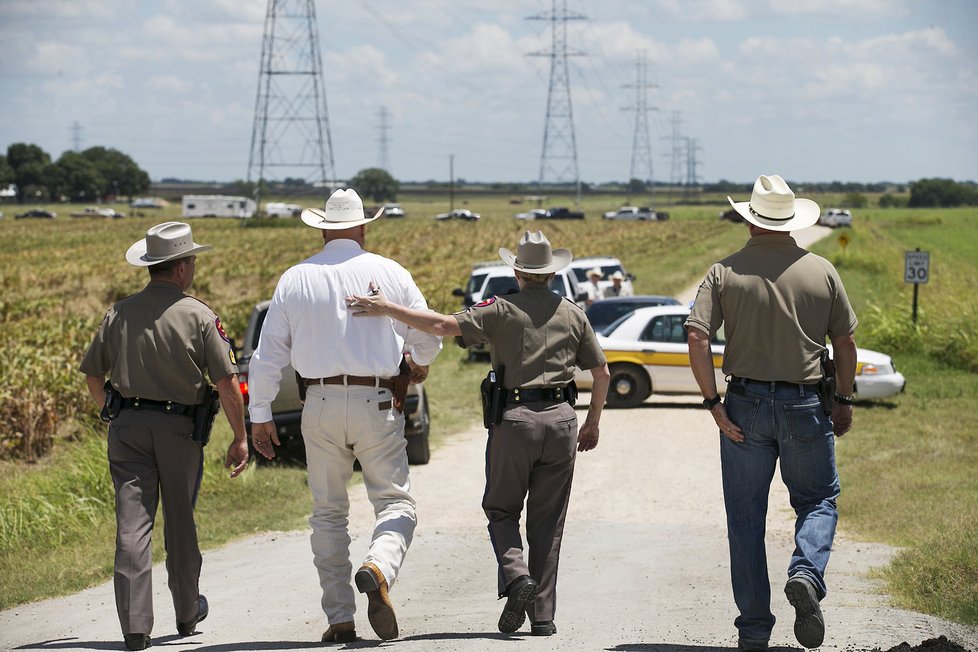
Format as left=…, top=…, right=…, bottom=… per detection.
left=587, top=300, right=666, bottom=329
left=483, top=274, right=567, bottom=300
left=466, top=273, right=489, bottom=296
left=572, top=264, right=625, bottom=282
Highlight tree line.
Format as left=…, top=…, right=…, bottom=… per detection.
left=0, top=143, right=150, bottom=203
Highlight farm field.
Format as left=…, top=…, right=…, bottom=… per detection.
left=0, top=198, right=975, bottom=625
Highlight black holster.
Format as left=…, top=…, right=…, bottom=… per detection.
left=191, top=385, right=221, bottom=446
left=100, top=381, right=123, bottom=422
left=816, top=349, right=836, bottom=416
left=480, top=365, right=507, bottom=428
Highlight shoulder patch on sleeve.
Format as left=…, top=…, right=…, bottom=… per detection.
left=215, top=317, right=232, bottom=343
left=473, top=296, right=497, bottom=308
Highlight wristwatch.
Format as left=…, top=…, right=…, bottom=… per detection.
left=833, top=393, right=855, bottom=405
left=702, top=394, right=722, bottom=410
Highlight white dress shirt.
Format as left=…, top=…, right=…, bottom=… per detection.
left=248, top=238, right=442, bottom=423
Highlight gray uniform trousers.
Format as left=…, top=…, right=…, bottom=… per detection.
left=483, top=400, right=578, bottom=623
left=107, top=409, right=204, bottom=635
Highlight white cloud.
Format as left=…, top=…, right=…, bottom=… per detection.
left=768, top=0, right=908, bottom=17
left=145, top=75, right=193, bottom=93
left=654, top=0, right=747, bottom=22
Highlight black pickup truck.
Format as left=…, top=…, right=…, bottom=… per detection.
left=540, top=206, right=585, bottom=219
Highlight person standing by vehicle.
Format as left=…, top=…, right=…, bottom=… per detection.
left=602, top=271, right=633, bottom=298
left=80, top=222, right=250, bottom=652
left=247, top=188, right=442, bottom=644
left=348, top=230, right=610, bottom=638
left=685, top=175, right=858, bottom=650
left=584, top=266, right=603, bottom=306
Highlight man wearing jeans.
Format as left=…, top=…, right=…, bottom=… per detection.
left=686, top=175, right=858, bottom=650
left=248, top=188, right=441, bottom=643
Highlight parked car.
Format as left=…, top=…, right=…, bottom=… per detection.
left=236, top=300, right=432, bottom=465
left=70, top=206, right=124, bottom=218
left=381, top=203, right=406, bottom=218
left=452, top=261, right=589, bottom=360
left=568, top=256, right=636, bottom=297
left=585, top=295, right=681, bottom=333
left=514, top=208, right=548, bottom=220
left=819, top=209, right=853, bottom=228
left=573, top=305, right=906, bottom=408
left=435, top=208, right=480, bottom=221
left=15, top=208, right=56, bottom=219
left=603, top=206, right=665, bottom=221
left=538, top=206, right=584, bottom=219
left=265, top=202, right=302, bottom=218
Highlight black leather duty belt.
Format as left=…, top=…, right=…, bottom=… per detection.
left=727, top=376, right=817, bottom=396
left=121, top=397, right=196, bottom=416
left=304, top=375, right=396, bottom=392
left=506, top=386, right=570, bottom=405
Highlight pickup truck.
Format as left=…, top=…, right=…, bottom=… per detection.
left=540, top=206, right=585, bottom=219
left=236, top=300, right=432, bottom=464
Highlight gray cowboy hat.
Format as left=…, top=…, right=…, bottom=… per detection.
left=125, top=222, right=213, bottom=267
left=300, top=188, right=382, bottom=230
left=498, top=230, right=573, bottom=274
left=728, top=174, right=820, bottom=232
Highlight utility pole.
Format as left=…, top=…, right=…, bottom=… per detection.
left=527, top=0, right=587, bottom=205
left=70, top=121, right=83, bottom=152
left=622, top=50, right=657, bottom=203
left=684, top=137, right=703, bottom=200
left=376, top=106, right=391, bottom=173
left=247, top=0, right=336, bottom=209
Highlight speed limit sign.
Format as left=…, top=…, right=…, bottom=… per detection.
left=905, top=250, right=929, bottom=284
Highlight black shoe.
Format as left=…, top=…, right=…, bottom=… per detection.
left=738, top=638, right=769, bottom=652
left=497, top=575, right=538, bottom=634
left=531, top=621, right=557, bottom=636
left=784, top=576, right=825, bottom=648
left=123, top=633, right=151, bottom=651
left=177, top=594, right=209, bottom=636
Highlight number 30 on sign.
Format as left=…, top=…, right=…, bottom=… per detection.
left=904, top=251, right=929, bottom=284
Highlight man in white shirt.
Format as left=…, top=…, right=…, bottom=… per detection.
left=248, top=189, right=442, bottom=644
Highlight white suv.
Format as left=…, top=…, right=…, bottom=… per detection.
left=568, top=256, right=636, bottom=298
left=819, top=208, right=852, bottom=228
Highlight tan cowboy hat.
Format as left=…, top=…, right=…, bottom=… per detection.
left=587, top=267, right=603, bottom=279
left=610, top=270, right=625, bottom=281
left=498, top=230, right=572, bottom=274
left=300, top=188, right=382, bottom=230
left=125, top=222, right=213, bottom=267
left=728, top=174, right=820, bottom=232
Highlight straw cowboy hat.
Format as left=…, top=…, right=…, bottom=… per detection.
left=126, top=222, right=213, bottom=267
left=300, top=188, right=382, bottom=230
left=609, top=271, right=625, bottom=281
left=586, top=267, right=603, bottom=279
left=499, top=230, right=572, bottom=274
left=728, top=174, right=820, bottom=232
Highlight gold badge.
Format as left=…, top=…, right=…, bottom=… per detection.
left=229, top=348, right=237, bottom=365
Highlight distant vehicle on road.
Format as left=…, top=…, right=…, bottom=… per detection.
left=265, top=202, right=302, bottom=218
left=820, top=209, right=853, bottom=228
left=381, top=203, right=406, bottom=218
left=16, top=208, right=56, bottom=219
left=130, top=197, right=167, bottom=209
left=538, top=206, right=584, bottom=220
left=70, top=207, right=124, bottom=218
left=514, top=208, right=547, bottom=220
left=435, top=208, right=480, bottom=221
left=603, top=206, right=665, bottom=221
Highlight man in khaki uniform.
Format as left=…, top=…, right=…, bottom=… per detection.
left=348, top=230, right=610, bottom=637
left=686, top=176, right=858, bottom=651
left=80, top=222, right=249, bottom=651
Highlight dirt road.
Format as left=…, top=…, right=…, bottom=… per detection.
left=3, top=226, right=976, bottom=651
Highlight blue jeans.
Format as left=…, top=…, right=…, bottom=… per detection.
left=720, top=379, right=840, bottom=643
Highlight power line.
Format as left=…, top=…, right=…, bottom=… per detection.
left=622, top=50, right=657, bottom=195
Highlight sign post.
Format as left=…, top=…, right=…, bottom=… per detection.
left=904, top=248, right=929, bottom=323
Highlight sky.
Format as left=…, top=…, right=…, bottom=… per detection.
left=1, top=0, right=976, bottom=186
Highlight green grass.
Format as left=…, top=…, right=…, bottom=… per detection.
left=1, top=199, right=976, bottom=625
left=809, top=208, right=978, bottom=624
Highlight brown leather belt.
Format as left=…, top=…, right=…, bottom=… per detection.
left=304, top=375, right=396, bottom=391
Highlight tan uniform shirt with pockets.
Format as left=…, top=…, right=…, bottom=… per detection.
left=80, top=281, right=238, bottom=405
left=453, top=283, right=606, bottom=389
left=685, top=234, right=858, bottom=384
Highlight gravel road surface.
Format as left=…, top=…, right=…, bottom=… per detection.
left=3, top=225, right=976, bottom=651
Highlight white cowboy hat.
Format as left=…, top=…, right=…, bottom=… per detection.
left=300, top=188, right=382, bottom=230
left=609, top=270, right=625, bottom=281
left=587, top=267, right=603, bottom=279
left=728, top=174, right=820, bottom=232
left=499, top=230, right=572, bottom=274
left=125, top=222, right=213, bottom=267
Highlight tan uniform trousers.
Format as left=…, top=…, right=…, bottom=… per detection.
left=483, top=400, right=578, bottom=623
left=107, top=409, right=204, bottom=635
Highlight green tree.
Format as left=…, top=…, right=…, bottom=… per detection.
left=6, top=143, right=51, bottom=203
left=349, top=167, right=399, bottom=203
left=79, top=147, right=150, bottom=199
left=0, top=155, right=14, bottom=186
left=626, top=178, right=648, bottom=194
left=908, top=178, right=978, bottom=207
left=843, top=192, right=868, bottom=208
left=51, top=151, right=105, bottom=202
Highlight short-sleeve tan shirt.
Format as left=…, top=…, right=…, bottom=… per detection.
left=685, top=234, right=858, bottom=384
left=453, top=283, right=605, bottom=389
left=80, top=281, right=238, bottom=405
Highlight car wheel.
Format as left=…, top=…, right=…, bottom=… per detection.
left=606, top=363, right=651, bottom=409
left=405, top=399, right=431, bottom=464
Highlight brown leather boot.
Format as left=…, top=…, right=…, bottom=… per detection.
left=321, top=620, right=356, bottom=643
left=355, top=562, right=398, bottom=640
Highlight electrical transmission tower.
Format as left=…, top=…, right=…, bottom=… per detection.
left=623, top=50, right=657, bottom=197
left=248, top=0, right=336, bottom=205
left=70, top=121, right=84, bottom=152
left=668, top=111, right=683, bottom=189
left=527, top=0, right=586, bottom=200
left=684, top=136, right=703, bottom=199
left=376, top=106, right=391, bottom=173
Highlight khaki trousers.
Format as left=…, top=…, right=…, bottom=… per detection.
left=483, top=400, right=578, bottom=623
left=107, top=409, right=204, bottom=636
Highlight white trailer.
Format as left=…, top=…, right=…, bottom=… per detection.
left=181, top=195, right=257, bottom=218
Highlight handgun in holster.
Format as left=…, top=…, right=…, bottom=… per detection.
left=100, top=381, right=123, bottom=422
left=816, top=349, right=837, bottom=416
left=191, top=385, right=222, bottom=446
left=480, top=365, right=507, bottom=429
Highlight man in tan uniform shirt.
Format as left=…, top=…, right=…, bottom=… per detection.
left=348, top=231, right=610, bottom=637
left=80, top=222, right=249, bottom=651
left=686, top=176, right=858, bottom=651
